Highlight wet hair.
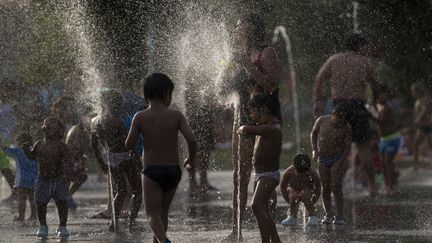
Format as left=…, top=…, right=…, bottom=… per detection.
left=293, top=154, right=311, bottom=173
left=248, top=94, right=278, bottom=116
left=346, top=33, right=367, bottom=51
left=143, top=73, right=174, bottom=101
left=43, top=116, right=65, bottom=139
left=100, top=89, right=123, bottom=112
left=333, top=102, right=351, bottom=123
left=239, top=13, right=266, bottom=47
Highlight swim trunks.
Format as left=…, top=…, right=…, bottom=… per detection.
left=35, top=177, right=69, bottom=203
left=143, top=165, right=182, bottom=191
left=333, top=99, right=371, bottom=145
left=319, top=154, right=343, bottom=168
left=254, top=170, right=281, bottom=184
left=379, top=132, right=401, bottom=156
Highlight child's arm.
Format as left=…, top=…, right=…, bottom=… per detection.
left=125, top=113, right=140, bottom=152
left=238, top=124, right=279, bottom=137
left=178, top=112, right=197, bottom=169
left=310, top=117, right=322, bottom=161
left=90, top=127, right=108, bottom=174
left=279, top=168, right=291, bottom=203
left=314, top=57, right=333, bottom=118
left=414, top=100, right=427, bottom=126
left=23, top=141, right=39, bottom=161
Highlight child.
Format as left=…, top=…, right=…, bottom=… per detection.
left=311, top=103, right=352, bottom=225
left=411, top=82, right=432, bottom=172
left=23, top=116, right=71, bottom=238
left=91, top=89, right=142, bottom=232
left=280, top=154, right=321, bottom=226
left=1, top=132, right=37, bottom=222
left=237, top=94, right=282, bottom=243
left=374, top=84, right=401, bottom=194
left=126, top=73, right=197, bottom=243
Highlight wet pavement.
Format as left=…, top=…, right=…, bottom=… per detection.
left=1, top=169, right=432, bottom=243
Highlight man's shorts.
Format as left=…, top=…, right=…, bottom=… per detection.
left=333, top=99, right=371, bottom=145
left=35, top=177, right=69, bottom=204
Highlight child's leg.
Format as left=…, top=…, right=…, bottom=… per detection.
left=157, top=187, right=178, bottom=243
left=110, top=166, right=128, bottom=230
left=413, top=130, right=426, bottom=172
left=144, top=175, right=167, bottom=243
left=37, top=202, right=48, bottom=226
left=318, top=164, right=332, bottom=216
left=331, top=159, right=347, bottom=218
left=251, top=177, right=281, bottom=243
left=288, top=188, right=300, bottom=217
left=358, top=144, right=377, bottom=195
left=54, top=200, right=68, bottom=227
left=126, top=161, right=143, bottom=223
left=28, top=190, right=37, bottom=220
left=382, top=152, right=396, bottom=192
left=299, top=188, right=316, bottom=216
left=15, top=188, right=26, bottom=221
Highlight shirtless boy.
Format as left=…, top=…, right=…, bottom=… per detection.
left=23, top=116, right=71, bottom=238
left=126, top=73, right=197, bottom=243
left=280, top=154, right=321, bottom=226
left=91, top=89, right=142, bottom=232
left=374, top=84, right=400, bottom=194
left=411, top=82, right=432, bottom=172
left=237, top=94, right=282, bottom=243
left=311, top=103, right=352, bottom=225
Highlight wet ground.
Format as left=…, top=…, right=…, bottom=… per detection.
left=2, top=169, right=432, bottom=243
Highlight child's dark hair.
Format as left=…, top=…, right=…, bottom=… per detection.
left=248, top=94, right=278, bottom=116
left=293, top=153, right=311, bottom=173
left=44, top=116, right=65, bottom=139
left=143, top=73, right=174, bottom=101
left=333, top=102, right=351, bottom=123
left=346, top=33, right=367, bottom=51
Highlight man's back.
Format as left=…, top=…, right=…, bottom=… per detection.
left=136, top=107, right=181, bottom=166
left=323, top=52, right=374, bottom=100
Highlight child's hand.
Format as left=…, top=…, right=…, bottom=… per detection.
left=184, top=158, right=193, bottom=171
left=312, top=150, right=318, bottom=162
left=237, top=126, right=246, bottom=135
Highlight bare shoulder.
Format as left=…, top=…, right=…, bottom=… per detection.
left=316, top=115, right=331, bottom=125
left=169, top=108, right=186, bottom=120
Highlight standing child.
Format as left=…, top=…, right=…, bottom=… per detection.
left=237, top=94, right=282, bottom=243
left=410, top=82, right=432, bottom=172
left=91, top=89, right=142, bottom=232
left=280, top=154, right=321, bottom=226
left=23, top=116, right=71, bottom=238
left=311, top=103, right=352, bottom=225
left=374, top=84, right=401, bottom=194
left=126, top=73, right=197, bottom=243
left=1, top=132, right=37, bottom=222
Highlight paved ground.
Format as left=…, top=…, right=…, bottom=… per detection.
left=1, top=168, right=432, bottom=243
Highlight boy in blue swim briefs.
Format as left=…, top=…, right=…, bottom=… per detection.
left=311, top=103, right=352, bottom=225
left=126, top=73, right=197, bottom=243
left=374, top=84, right=401, bottom=194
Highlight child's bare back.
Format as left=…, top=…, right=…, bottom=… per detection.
left=281, top=165, right=319, bottom=193
left=133, top=107, right=190, bottom=166
left=313, top=115, right=351, bottom=158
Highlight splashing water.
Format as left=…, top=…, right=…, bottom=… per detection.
left=352, top=1, right=360, bottom=33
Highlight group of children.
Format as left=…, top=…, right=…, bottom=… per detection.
left=1, top=72, right=431, bottom=243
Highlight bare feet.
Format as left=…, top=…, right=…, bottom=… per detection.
left=13, top=215, right=24, bottom=221
left=107, top=220, right=117, bottom=232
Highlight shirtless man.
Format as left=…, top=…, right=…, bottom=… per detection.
left=314, top=33, right=379, bottom=196
left=411, top=83, right=432, bottom=172
left=311, top=103, right=352, bottom=224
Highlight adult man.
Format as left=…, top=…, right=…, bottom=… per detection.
left=313, top=33, right=379, bottom=196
